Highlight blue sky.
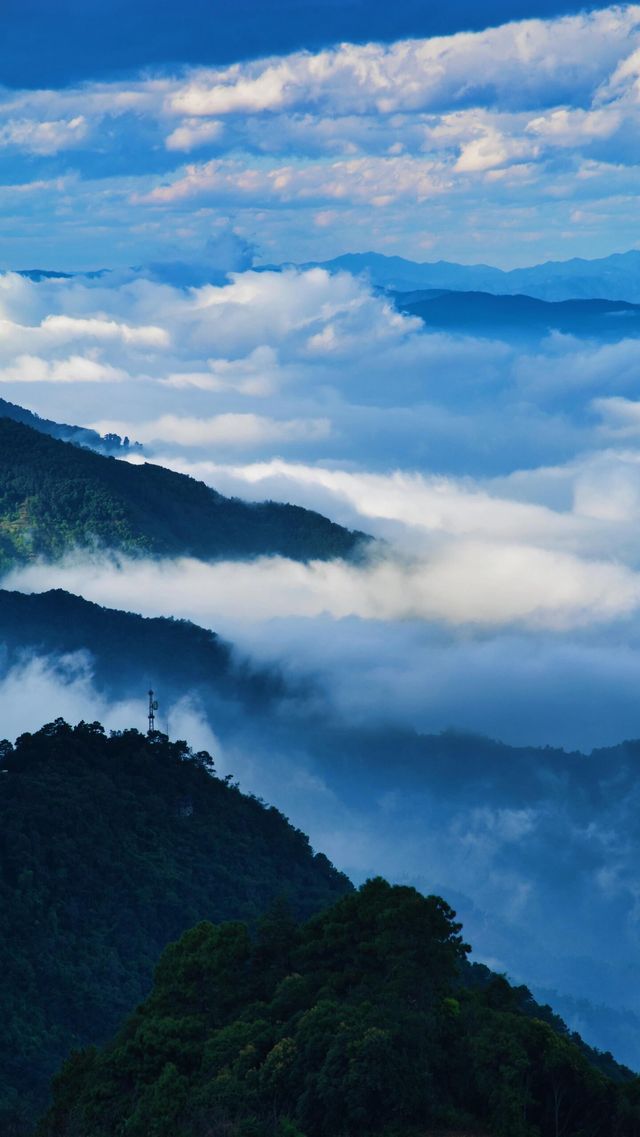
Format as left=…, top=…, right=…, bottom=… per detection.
left=1, top=1, right=600, bottom=87
left=0, top=2, right=637, bottom=269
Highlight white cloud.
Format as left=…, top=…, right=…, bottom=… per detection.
left=0, top=313, right=169, bottom=352
left=165, top=118, right=224, bottom=152
left=526, top=106, right=622, bottom=146
left=0, top=653, right=146, bottom=740
left=0, top=115, right=89, bottom=154
left=139, top=155, right=447, bottom=207
left=593, top=395, right=640, bottom=438
left=7, top=540, right=640, bottom=632
left=0, top=7, right=637, bottom=264
left=455, top=127, right=537, bottom=173
left=90, top=411, right=331, bottom=447
left=0, top=353, right=127, bottom=383
left=164, top=8, right=640, bottom=119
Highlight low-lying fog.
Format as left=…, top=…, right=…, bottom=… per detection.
left=3, top=265, right=640, bottom=1067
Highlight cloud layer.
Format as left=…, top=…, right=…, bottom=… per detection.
left=4, top=267, right=640, bottom=712
left=0, top=5, right=638, bottom=266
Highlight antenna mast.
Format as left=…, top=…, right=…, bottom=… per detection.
left=148, top=689, right=158, bottom=735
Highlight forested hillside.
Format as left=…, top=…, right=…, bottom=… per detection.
left=0, top=419, right=367, bottom=570
left=38, top=879, right=640, bottom=1137
left=0, top=396, right=140, bottom=455
left=0, top=721, right=350, bottom=1133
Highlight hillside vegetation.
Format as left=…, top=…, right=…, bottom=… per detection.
left=0, top=418, right=367, bottom=571
left=0, top=720, right=350, bottom=1133
left=0, top=396, right=141, bottom=455
left=39, top=878, right=640, bottom=1137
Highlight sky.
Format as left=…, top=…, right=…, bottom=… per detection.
left=3, top=0, right=640, bottom=1063
left=0, top=1, right=602, bottom=86
left=0, top=2, right=638, bottom=268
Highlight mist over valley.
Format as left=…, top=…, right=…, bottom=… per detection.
left=2, top=3, right=640, bottom=1133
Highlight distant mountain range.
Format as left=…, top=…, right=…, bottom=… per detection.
left=394, top=289, right=640, bottom=340
left=270, top=249, right=640, bottom=303
left=0, top=418, right=367, bottom=571
left=7, top=248, right=640, bottom=303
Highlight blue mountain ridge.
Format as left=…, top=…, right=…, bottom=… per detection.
left=267, top=249, right=640, bottom=304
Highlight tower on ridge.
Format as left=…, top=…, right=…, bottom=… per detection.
left=148, top=689, right=159, bottom=735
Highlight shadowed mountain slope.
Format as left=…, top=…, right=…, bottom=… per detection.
left=395, top=289, right=640, bottom=340
left=0, top=586, right=286, bottom=712
left=0, top=720, right=351, bottom=1134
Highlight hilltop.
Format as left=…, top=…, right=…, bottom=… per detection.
left=0, top=418, right=367, bottom=572
left=38, top=878, right=640, bottom=1137
left=0, top=720, right=351, bottom=1132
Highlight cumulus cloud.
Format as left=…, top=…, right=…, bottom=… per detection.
left=0, top=312, right=168, bottom=351
left=0, top=5, right=637, bottom=265
left=0, top=115, right=89, bottom=154
left=164, top=8, right=640, bottom=118
left=0, top=353, right=128, bottom=384
left=138, top=154, right=447, bottom=207
left=165, top=118, right=224, bottom=152
left=592, top=395, right=640, bottom=438
left=0, top=266, right=637, bottom=475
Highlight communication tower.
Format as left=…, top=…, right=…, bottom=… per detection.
left=148, top=689, right=159, bottom=735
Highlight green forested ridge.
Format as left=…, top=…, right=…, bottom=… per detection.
left=0, top=720, right=351, bottom=1134
left=38, top=879, right=640, bottom=1137
left=0, top=396, right=140, bottom=455
left=0, top=418, right=367, bottom=570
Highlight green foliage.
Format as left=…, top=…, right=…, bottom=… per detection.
left=0, top=719, right=351, bottom=1132
left=0, top=418, right=368, bottom=571
left=37, top=879, right=640, bottom=1137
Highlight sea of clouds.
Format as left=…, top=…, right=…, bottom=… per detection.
left=4, top=263, right=640, bottom=760
left=2, top=247, right=640, bottom=1067
left=1, top=2, right=640, bottom=1064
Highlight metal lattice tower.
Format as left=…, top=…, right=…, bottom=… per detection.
left=148, top=689, right=158, bottom=735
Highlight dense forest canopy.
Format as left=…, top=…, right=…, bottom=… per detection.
left=0, top=418, right=368, bottom=571
left=0, top=720, right=351, bottom=1134
left=38, top=878, right=640, bottom=1137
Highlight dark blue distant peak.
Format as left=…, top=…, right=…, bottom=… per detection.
left=0, top=0, right=602, bottom=88
left=394, top=289, right=640, bottom=341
